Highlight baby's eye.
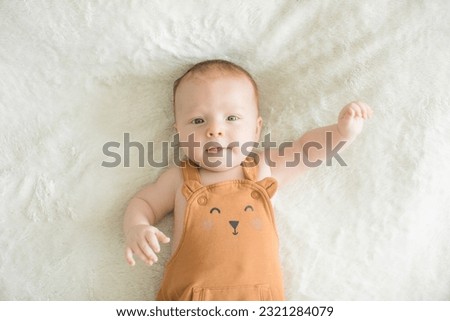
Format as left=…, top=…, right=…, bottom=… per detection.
left=191, top=118, right=204, bottom=124
left=227, top=115, right=239, bottom=121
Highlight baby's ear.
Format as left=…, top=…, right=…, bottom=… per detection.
left=256, top=177, right=277, bottom=199
left=182, top=180, right=203, bottom=199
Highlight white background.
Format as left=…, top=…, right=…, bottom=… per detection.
left=1, top=0, right=449, bottom=300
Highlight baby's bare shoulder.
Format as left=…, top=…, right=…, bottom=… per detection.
left=154, top=165, right=183, bottom=193
left=134, top=165, right=183, bottom=211
left=256, top=150, right=294, bottom=187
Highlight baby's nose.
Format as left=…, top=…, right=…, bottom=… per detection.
left=206, top=123, right=223, bottom=137
left=207, top=130, right=223, bottom=137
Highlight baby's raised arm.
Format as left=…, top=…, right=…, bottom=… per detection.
left=123, top=166, right=180, bottom=266
left=267, top=101, right=373, bottom=185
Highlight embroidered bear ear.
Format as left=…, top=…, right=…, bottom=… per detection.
left=182, top=180, right=203, bottom=199
left=256, top=177, right=278, bottom=199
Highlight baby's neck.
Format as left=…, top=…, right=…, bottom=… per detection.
left=198, top=165, right=245, bottom=186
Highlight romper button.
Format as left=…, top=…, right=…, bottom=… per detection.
left=197, top=195, right=207, bottom=205
left=251, top=191, right=260, bottom=199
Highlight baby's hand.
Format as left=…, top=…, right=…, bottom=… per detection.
left=337, top=101, right=373, bottom=139
left=125, top=224, right=170, bottom=266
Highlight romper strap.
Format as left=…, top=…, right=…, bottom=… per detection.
left=241, top=156, right=259, bottom=181
left=181, top=158, right=201, bottom=183
left=181, top=159, right=203, bottom=199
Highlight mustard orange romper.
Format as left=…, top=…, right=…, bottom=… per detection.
left=156, top=158, right=285, bottom=300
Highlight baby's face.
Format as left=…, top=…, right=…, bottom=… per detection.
left=174, top=71, right=262, bottom=171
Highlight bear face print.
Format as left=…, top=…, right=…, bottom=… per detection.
left=209, top=204, right=256, bottom=235
left=182, top=178, right=277, bottom=239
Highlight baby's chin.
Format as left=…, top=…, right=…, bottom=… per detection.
left=194, top=152, right=248, bottom=172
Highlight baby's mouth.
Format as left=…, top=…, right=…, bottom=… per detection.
left=206, top=146, right=223, bottom=153
left=205, top=143, right=229, bottom=154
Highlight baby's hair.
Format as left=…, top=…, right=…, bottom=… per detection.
left=173, top=59, right=259, bottom=109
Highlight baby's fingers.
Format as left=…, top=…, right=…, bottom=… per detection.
left=125, top=247, right=135, bottom=266
left=155, top=230, right=171, bottom=244
left=127, top=243, right=154, bottom=266
left=355, top=101, right=373, bottom=119
left=339, top=105, right=355, bottom=120
left=145, top=231, right=164, bottom=256
left=360, top=101, right=374, bottom=118
left=351, top=102, right=363, bottom=118
left=138, top=238, right=159, bottom=264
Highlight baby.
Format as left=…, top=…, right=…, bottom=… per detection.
left=123, top=59, right=373, bottom=300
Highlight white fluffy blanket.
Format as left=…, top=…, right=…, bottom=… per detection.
left=1, top=0, right=449, bottom=300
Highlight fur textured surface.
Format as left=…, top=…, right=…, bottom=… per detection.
left=1, top=0, right=449, bottom=300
